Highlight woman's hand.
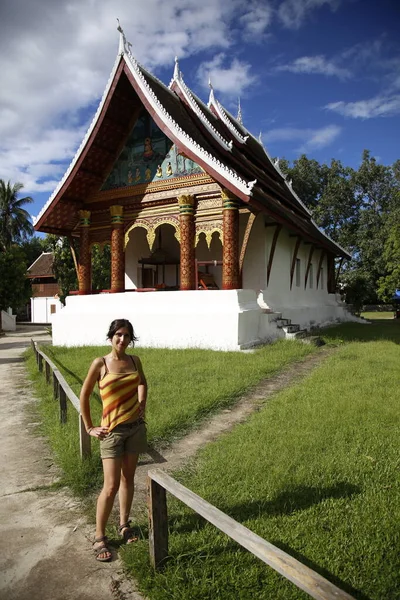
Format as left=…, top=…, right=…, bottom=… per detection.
left=88, top=426, right=109, bottom=439
left=138, top=402, right=146, bottom=419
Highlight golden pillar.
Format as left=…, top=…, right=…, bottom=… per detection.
left=110, top=205, right=125, bottom=293
left=178, top=195, right=196, bottom=290
left=222, top=189, right=240, bottom=290
left=78, top=210, right=91, bottom=295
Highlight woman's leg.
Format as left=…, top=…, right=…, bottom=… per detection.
left=95, top=457, right=122, bottom=558
left=119, top=452, right=139, bottom=537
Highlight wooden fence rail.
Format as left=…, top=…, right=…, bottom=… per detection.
left=147, top=469, right=355, bottom=600
left=30, top=339, right=91, bottom=459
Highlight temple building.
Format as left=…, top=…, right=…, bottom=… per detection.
left=34, top=26, right=356, bottom=350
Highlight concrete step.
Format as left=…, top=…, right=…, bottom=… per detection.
left=285, top=329, right=307, bottom=340
left=282, top=324, right=300, bottom=334
left=276, top=318, right=291, bottom=327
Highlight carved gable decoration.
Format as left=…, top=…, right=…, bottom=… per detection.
left=102, top=109, right=203, bottom=191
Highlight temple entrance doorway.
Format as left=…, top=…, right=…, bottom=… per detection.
left=195, top=231, right=223, bottom=289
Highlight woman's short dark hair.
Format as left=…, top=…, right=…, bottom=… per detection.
left=107, top=319, right=138, bottom=345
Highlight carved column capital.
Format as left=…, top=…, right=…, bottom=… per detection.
left=221, top=188, right=239, bottom=209
left=78, top=210, right=91, bottom=227
left=110, top=204, right=124, bottom=225
left=177, top=194, right=195, bottom=215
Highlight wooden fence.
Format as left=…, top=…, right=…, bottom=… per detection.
left=148, top=469, right=355, bottom=600
left=30, top=339, right=91, bottom=459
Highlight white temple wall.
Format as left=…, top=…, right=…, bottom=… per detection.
left=242, top=213, right=266, bottom=291
left=239, top=223, right=358, bottom=330
left=51, top=289, right=262, bottom=350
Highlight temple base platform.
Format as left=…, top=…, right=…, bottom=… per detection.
left=52, top=289, right=361, bottom=351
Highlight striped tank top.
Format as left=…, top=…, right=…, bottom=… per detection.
left=99, top=356, right=140, bottom=431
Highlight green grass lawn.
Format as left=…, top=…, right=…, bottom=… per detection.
left=26, top=339, right=315, bottom=495
left=122, top=321, right=400, bottom=600
left=26, top=321, right=400, bottom=599
left=361, top=311, right=395, bottom=320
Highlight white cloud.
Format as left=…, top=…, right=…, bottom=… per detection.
left=277, top=0, right=340, bottom=29
left=265, top=124, right=341, bottom=151
left=197, top=54, right=258, bottom=96
left=0, top=0, right=245, bottom=194
left=276, top=55, right=351, bottom=79
left=239, top=2, right=273, bottom=40
left=326, top=95, right=400, bottom=118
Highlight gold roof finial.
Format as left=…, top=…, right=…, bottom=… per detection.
left=237, top=97, right=243, bottom=125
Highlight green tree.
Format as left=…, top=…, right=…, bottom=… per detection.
left=278, top=154, right=323, bottom=210
left=352, top=151, right=400, bottom=302
left=91, top=244, right=111, bottom=291
left=377, top=208, right=400, bottom=303
left=0, top=246, right=31, bottom=330
left=45, top=236, right=111, bottom=303
left=0, top=180, right=34, bottom=250
left=20, top=236, right=51, bottom=269
left=45, top=235, right=78, bottom=304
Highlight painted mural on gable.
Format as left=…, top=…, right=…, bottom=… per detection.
left=102, top=110, right=203, bottom=190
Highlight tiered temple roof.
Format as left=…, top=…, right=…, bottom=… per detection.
left=34, top=26, right=350, bottom=260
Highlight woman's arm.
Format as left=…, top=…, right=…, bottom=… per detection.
left=135, top=356, right=147, bottom=417
left=79, top=358, right=109, bottom=438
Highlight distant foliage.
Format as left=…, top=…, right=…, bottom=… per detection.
left=0, top=246, right=30, bottom=315
left=278, top=150, right=400, bottom=307
left=0, top=180, right=33, bottom=250
left=45, top=235, right=111, bottom=303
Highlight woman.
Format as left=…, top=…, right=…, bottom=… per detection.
left=80, top=319, right=147, bottom=562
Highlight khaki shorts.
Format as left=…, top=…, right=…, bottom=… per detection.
left=100, top=420, right=148, bottom=459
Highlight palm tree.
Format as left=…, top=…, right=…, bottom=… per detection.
left=0, top=180, right=34, bottom=250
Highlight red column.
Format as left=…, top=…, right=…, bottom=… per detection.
left=178, top=195, right=195, bottom=290
left=110, top=205, right=125, bottom=293
left=222, top=189, right=240, bottom=290
left=78, top=210, right=91, bottom=295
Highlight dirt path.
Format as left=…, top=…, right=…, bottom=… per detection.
left=132, top=345, right=336, bottom=518
left=0, top=327, right=144, bottom=600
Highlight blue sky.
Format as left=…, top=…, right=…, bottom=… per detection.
left=0, top=0, right=399, bottom=225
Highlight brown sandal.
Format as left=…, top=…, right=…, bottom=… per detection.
left=118, top=521, right=138, bottom=544
left=93, top=536, right=112, bottom=562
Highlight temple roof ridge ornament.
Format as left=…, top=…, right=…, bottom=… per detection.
left=171, top=70, right=233, bottom=152
left=169, top=55, right=182, bottom=86
left=207, top=79, right=215, bottom=107
left=237, top=98, right=243, bottom=125
left=117, top=19, right=132, bottom=55
left=213, top=98, right=249, bottom=144
left=122, top=50, right=256, bottom=196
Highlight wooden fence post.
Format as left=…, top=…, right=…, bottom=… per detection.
left=38, top=353, right=43, bottom=373
left=79, top=414, right=91, bottom=459
left=45, top=361, right=51, bottom=384
left=53, top=371, right=59, bottom=400
left=148, top=475, right=169, bottom=570
left=59, top=386, right=67, bottom=423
